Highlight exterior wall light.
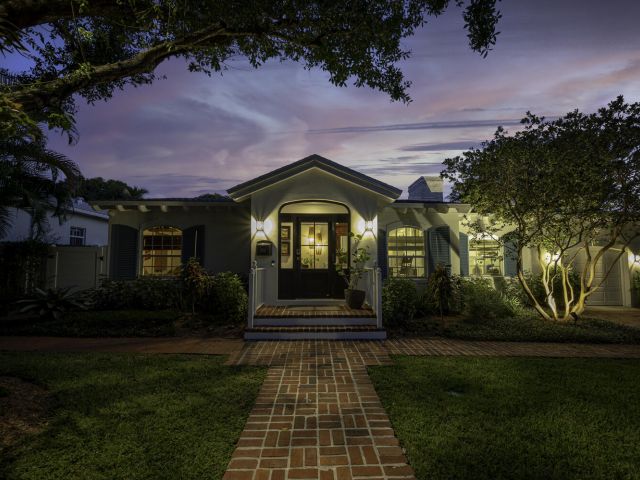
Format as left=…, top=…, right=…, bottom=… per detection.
left=365, top=220, right=374, bottom=232
left=256, top=221, right=264, bottom=232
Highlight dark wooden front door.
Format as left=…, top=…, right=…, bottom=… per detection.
left=278, top=214, right=349, bottom=299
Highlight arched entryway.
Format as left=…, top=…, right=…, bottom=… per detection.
left=278, top=201, right=350, bottom=299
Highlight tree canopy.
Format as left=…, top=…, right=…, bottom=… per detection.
left=443, top=96, right=640, bottom=321
left=78, top=176, right=148, bottom=201
left=0, top=0, right=501, bottom=139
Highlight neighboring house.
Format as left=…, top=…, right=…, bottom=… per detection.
left=4, top=198, right=109, bottom=246
left=92, top=155, right=640, bottom=339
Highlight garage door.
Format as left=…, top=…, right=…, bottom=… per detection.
left=574, top=249, right=623, bottom=306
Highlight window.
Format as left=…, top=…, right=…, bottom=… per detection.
left=300, top=222, right=329, bottom=269
left=142, top=226, right=182, bottom=276
left=388, top=227, right=425, bottom=278
left=469, top=234, right=503, bottom=276
left=69, top=226, right=86, bottom=246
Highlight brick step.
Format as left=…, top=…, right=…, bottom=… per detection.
left=253, top=317, right=377, bottom=326
left=244, top=325, right=386, bottom=341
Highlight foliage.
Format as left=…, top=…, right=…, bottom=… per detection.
left=423, top=264, right=458, bottom=318
left=370, top=357, right=640, bottom=480
left=500, top=270, right=581, bottom=309
left=0, top=310, right=179, bottom=337
left=0, top=135, right=80, bottom=240
left=15, top=287, right=91, bottom=320
left=1, top=1, right=501, bottom=139
left=0, top=353, right=265, bottom=479
left=92, top=277, right=183, bottom=311
left=458, top=277, right=520, bottom=321
left=205, top=272, right=248, bottom=325
left=181, top=258, right=210, bottom=313
left=77, top=176, right=148, bottom=201
left=336, top=232, right=371, bottom=290
left=382, top=277, right=419, bottom=325
left=0, top=240, right=49, bottom=314
left=443, top=96, right=640, bottom=321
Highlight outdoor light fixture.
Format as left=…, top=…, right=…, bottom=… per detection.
left=256, top=221, right=264, bottom=232
left=365, top=220, right=374, bottom=231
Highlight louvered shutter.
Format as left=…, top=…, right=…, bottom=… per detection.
left=459, top=232, right=469, bottom=276
left=182, top=225, right=205, bottom=265
left=504, top=239, right=518, bottom=277
left=109, top=224, right=138, bottom=279
left=427, top=226, right=451, bottom=275
left=377, top=229, right=388, bottom=280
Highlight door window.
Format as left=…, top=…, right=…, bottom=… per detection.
left=300, top=222, right=329, bottom=269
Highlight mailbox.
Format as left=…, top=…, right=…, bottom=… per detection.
left=256, top=241, right=273, bottom=256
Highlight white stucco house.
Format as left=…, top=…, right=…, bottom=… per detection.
left=92, top=155, right=640, bottom=339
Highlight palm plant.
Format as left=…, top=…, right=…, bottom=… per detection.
left=0, top=134, right=80, bottom=239
left=16, top=287, right=92, bottom=320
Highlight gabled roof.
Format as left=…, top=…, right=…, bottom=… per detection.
left=227, top=154, right=402, bottom=201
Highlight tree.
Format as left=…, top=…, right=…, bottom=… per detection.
left=0, top=0, right=501, bottom=139
left=443, top=96, right=640, bottom=321
left=78, top=176, right=148, bottom=201
left=0, top=133, right=80, bottom=239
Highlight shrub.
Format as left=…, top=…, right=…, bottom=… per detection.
left=500, top=270, right=581, bottom=308
left=16, top=287, right=92, bottom=320
left=382, top=277, right=419, bottom=325
left=181, top=258, right=211, bottom=313
left=0, top=241, right=49, bottom=315
left=93, top=277, right=182, bottom=310
left=422, top=265, right=459, bottom=318
left=459, top=277, right=520, bottom=321
left=205, top=272, right=247, bottom=324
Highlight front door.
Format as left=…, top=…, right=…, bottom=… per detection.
left=278, top=214, right=349, bottom=299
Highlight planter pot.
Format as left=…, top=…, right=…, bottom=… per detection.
left=344, top=289, right=366, bottom=309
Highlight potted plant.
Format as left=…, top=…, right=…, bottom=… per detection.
left=336, top=232, right=371, bottom=309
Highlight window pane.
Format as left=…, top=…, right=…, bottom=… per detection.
left=387, top=227, right=425, bottom=278
left=142, top=226, right=182, bottom=276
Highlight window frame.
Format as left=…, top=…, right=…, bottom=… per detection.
left=141, top=226, right=183, bottom=277
left=468, top=233, right=504, bottom=277
left=69, top=226, right=86, bottom=246
left=387, top=225, right=426, bottom=278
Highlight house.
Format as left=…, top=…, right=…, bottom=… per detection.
left=91, top=155, right=639, bottom=339
left=4, top=198, right=108, bottom=246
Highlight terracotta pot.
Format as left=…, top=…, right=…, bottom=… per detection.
left=344, top=289, right=366, bottom=309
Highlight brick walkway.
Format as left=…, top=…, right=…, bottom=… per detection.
left=224, top=342, right=413, bottom=480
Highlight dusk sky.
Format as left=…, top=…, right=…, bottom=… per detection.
left=18, top=0, right=640, bottom=198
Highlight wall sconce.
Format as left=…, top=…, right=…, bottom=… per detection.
left=256, top=221, right=264, bottom=232
left=365, top=220, right=374, bottom=232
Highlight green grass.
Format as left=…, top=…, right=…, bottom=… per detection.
left=0, top=352, right=265, bottom=479
left=390, top=313, right=640, bottom=344
left=370, top=357, right=640, bottom=480
left=0, top=310, right=179, bottom=337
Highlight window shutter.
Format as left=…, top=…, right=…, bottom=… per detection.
left=427, top=226, right=451, bottom=275
left=109, top=224, right=138, bottom=279
left=459, top=232, right=469, bottom=276
left=504, top=239, right=518, bottom=277
left=377, top=229, right=388, bottom=280
left=182, top=225, right=205, bottom=265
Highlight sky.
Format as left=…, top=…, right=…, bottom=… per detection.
left=9, top=0, right=640, bottom=198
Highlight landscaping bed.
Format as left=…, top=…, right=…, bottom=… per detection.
left=0, top=310, right=244, bottom=338
left=0, top=352, right=265, bottom=479
left=387, top=312, right=640, bottom=344
left=370, top=356, right=640, bottom=480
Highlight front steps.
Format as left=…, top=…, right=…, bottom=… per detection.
left=244, top=325, right=387, bottom=340
left=246, top=304, right=385, bottom=340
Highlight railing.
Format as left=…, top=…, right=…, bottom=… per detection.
left=364, top=264, right=383, bottom=329
left=247, top=261, right=265, bottom=329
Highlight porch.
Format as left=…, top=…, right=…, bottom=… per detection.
left=246, top=264, right=385, bottom=340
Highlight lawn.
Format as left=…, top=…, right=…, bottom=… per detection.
left=369, top=357, right=640, bottom=480
left=0, top=353, right=265, bottom=479
left=388, top=313, right=640, bottom=344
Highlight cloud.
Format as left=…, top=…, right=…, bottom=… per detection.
left=307, top=118, right=522, bottom=135
left=400, top=141, right=481, bottom=152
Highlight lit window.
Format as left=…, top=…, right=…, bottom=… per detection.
left=142, top=226, right=182, bottom=276
left=388, top=227, right=425, bottom=278
left=70, top=226, right=86, bottom=246
left=469, top=234, right=503, bottom=276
